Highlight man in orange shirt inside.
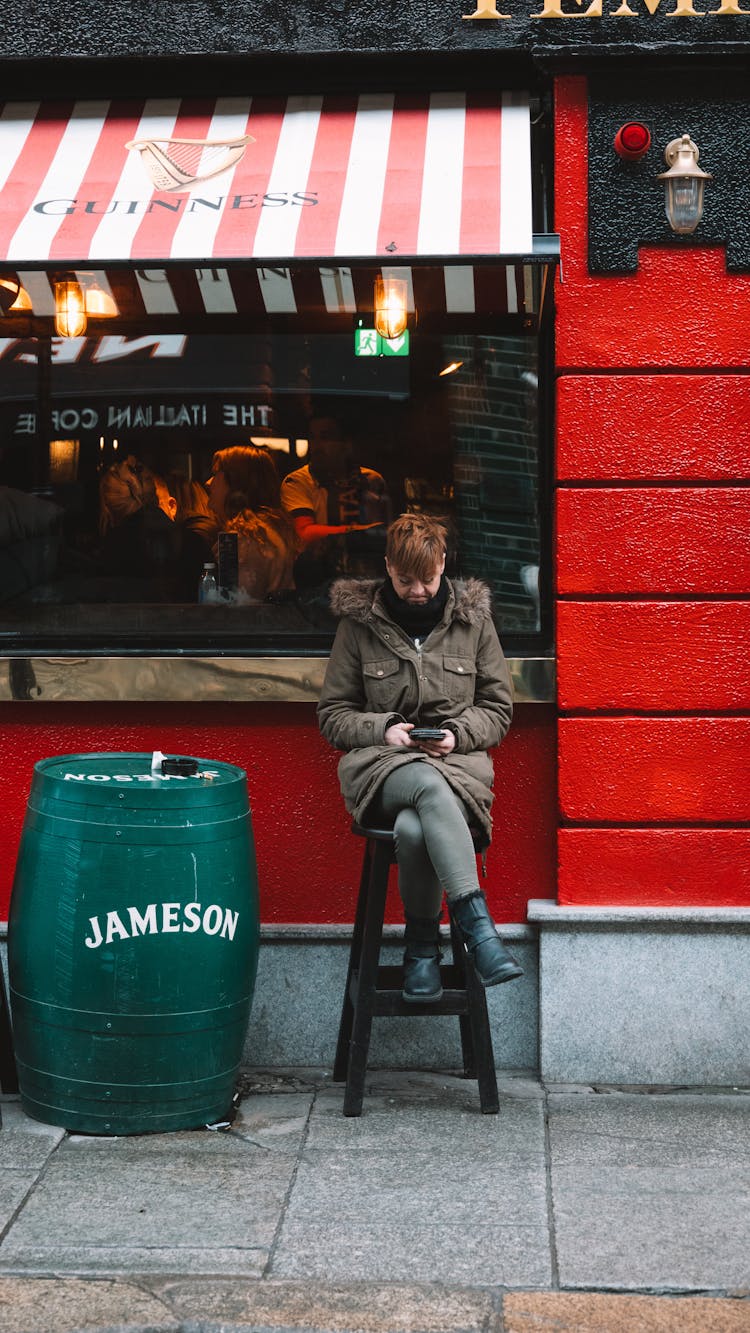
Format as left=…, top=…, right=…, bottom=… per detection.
left=281, top=412, right=391, bottom=589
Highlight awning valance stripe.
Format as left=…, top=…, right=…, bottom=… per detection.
left=0, top=92, right=534, bottom=266
left=5, top=264, right=539, bottom=324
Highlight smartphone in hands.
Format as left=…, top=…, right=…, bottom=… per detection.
left=410, top=728, right=447, bottom=741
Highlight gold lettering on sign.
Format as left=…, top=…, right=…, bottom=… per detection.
left=532, top=0, right=602, bottom=16
left=462, top=2, right=512, bottom=16
left=610, top=0, right=705, bottom=14
left=709, top=0, right=750, bottom=11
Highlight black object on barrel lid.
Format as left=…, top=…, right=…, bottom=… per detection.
left=161, top=757, right=199, bottom=776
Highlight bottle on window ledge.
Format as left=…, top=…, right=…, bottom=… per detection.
left=198, top=562, right=218, bottom=604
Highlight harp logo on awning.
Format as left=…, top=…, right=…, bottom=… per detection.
left=126, top=134, right=255, bottom=192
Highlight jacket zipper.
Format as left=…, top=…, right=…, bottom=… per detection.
left=413, top=637, right=424, bottom=719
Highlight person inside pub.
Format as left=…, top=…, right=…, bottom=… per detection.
left=281, top=411, right=391, bottom=591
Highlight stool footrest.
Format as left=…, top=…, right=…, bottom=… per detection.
left=374, top=989, right=471, bottom=1017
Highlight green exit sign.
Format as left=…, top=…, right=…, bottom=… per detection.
left=354, top=328, right=410, bottom=358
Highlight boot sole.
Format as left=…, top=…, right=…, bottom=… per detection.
left=402, top=988, right=444, bottom=1004
left=478, top=963, right=524, bottom=988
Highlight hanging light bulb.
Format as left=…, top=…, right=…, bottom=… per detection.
left=54, top=279, right=87, bottom=337
left=374, top=275, right=408, bottom=340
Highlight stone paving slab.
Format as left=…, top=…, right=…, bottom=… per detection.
left=308, top=1087, right=545, bottom=1158
left=0, top=1171, right=38, bottom=1235
left=547, top=1094, right=750, bottom=1292
left=0, top=1277, right=179, bottom=1333
left=288, top=1150, right=547, bottom=1225
left=161, top=1277, right=501, bottom=1332
left=547, top=1092, right=750, bottom=1168
left=0, top=1104, right=64, bottom=1171
left=0, top=1149, right=295, bottom=1277
left=503, top=1292, right=750, bottom=1331
left=271, top=1220, right=553, bottom=1287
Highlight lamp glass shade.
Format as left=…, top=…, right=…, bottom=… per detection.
left=374, top=276, right=408, bottom=340
left=84, top=283, right=118, bottom=317
left=54, top=281, right=87, bottom=338
left=0, top=275, right=32, bottom=313
left=664, top=176, right=706, bottom=234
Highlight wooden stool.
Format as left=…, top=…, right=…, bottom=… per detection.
left=0, top=954, right=19, bottom=1127
left=334, top=823, right=499, bottom=1117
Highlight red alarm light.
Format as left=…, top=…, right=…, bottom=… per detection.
left=613, top=122, right=652, bottom=161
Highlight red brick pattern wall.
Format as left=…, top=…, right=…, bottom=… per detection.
left=554, top=76, right=750, bottom=907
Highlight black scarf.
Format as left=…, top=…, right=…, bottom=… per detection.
left=379, top=575, right=449, bottom=641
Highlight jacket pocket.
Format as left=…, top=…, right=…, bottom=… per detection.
left=443, top=654, right=476, bottom=706
left=363, top=656, right=402, bottom=709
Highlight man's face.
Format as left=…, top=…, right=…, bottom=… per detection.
left=386, top=555, right=446, bottom=604
left=206, top=461, right=229, bottom=521
left=308, top=418, right=352, bottom=485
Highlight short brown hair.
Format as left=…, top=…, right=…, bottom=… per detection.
left=211, top=445, right=281, bottom=516
left=385, top=513, right=447, bottom=582
left=99, top=455, right=158, bottom=534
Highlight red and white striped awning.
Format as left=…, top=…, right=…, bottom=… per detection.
left=0, top=92, right=535, bottom=265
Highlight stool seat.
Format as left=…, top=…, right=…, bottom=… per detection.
left=334, top=822, right=499, bottom=1117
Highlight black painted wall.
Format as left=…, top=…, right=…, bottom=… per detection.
left=588, top=70, right=750, bottom=273
left=2, top=0, right=750, bottom=69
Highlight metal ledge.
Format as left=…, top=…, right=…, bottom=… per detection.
left=0, top=655, right=555, bottom=704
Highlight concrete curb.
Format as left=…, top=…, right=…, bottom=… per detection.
left=0, top=1279, right=749, bottom=1333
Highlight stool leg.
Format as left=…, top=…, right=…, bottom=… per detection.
left=0, top=959, right=18, bottom=1097
left=449, top=917, right=477, bottom=1079
left=464, top=956, right=499, bottom=1115
left=334, top=838, right=373, bottom=1082
left=343, top=839, right=390, bottom=1117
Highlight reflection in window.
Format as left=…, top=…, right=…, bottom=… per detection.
left=0, top=330, right=542, bottom=651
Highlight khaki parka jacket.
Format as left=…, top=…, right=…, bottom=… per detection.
left=316, top=577, right=513, bottom=842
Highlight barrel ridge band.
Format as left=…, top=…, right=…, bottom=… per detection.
left=10, top=991, right=254, bottom=1035
left=21, top=804, right=254, bottom=845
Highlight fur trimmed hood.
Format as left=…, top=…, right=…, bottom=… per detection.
left=328, top=576, right=492, bottom=627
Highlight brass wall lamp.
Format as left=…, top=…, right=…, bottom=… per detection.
left=658, top=135, right=712, bottom=235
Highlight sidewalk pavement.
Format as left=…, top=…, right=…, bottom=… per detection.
left=0, top=1069, right=748, bottom=1333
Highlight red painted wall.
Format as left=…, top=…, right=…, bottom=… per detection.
left=0, top=702, right=556, bottom=925
left=554, top=75, right=750, bottom=907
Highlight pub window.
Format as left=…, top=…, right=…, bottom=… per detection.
left=0, top=263, right=549, bottom=656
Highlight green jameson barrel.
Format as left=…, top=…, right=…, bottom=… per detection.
left=8, top=753, right=259, bottom=1135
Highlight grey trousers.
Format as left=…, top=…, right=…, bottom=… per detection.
left=378, top=760, right=481, bottom=918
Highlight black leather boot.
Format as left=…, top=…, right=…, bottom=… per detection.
left=450, top=892, right=523, bottom=987
left=402, top=914, right=443, bottom=1003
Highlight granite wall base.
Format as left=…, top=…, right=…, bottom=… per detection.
left=527, top=901, right=750, bottom=1087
